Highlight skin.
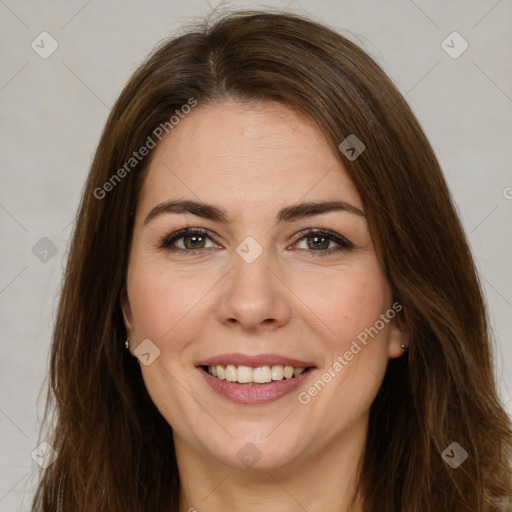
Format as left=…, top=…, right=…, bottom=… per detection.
left=122, top=100, right=408, bottom=512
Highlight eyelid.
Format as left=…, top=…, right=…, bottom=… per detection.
left=159, top=227, right=354, bottom=254
left=160, top=227, right=219, bottom=250
left=291, top=228, right=354, bottom=251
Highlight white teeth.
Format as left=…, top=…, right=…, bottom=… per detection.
left=225, top=364, right=237, bottom=382
left=253, top=366, right=272, bottom=383
left=206, top=364, right=307, bottom=384
left=237, top=365, right=253, bottom=383
left=283, top=366, right=294, bottom=379
left=271, top=365, right=284, bottom=380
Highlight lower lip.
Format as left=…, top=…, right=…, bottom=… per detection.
left=198, top=367, right=316, bottom=405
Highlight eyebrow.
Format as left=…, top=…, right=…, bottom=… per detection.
left=143, top=199, right=365, bottom=226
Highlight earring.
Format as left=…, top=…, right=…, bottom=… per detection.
left=125, top=337, right=140, bottom=364
left=401, top=344, right=409, bottom=352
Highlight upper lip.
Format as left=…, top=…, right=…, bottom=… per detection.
left=196, top=353, right=316, bottom=368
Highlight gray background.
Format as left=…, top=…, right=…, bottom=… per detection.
left=1, top=0, right=511, bottom=509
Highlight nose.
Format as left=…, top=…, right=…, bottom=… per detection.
left=216, top=243, right=293, bottom=332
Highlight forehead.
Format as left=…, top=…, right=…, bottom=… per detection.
left=137, top=101, right=363, bottom=219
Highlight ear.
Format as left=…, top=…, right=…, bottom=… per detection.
left=120, top=285, right=133, bottom=332
left=387, top=311, right=409, bottom=359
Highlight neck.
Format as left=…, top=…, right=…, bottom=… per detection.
left=175, top=416, right=367, bottom=512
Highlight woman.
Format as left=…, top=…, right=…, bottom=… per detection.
left=31, top=10, right=512, bottom=512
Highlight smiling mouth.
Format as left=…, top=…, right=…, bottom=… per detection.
left=201, top=364, right=314, bottom=385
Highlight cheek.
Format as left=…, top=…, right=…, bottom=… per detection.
left=295, top=266, right=393, bottom=421
left=126, top=260, right=216, bottom=348
left=292, top=260, right=391, bottom=349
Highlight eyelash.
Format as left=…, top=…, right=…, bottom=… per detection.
left=159, top=228, right=354, bottom=257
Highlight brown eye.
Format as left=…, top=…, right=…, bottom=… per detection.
left=182, top=233, right=206, bottom=249
left=291, top=229, right=354, bottom=256
left=305, top=235, right=331, bottom=250
left=160, top=228, right=219, bottom=252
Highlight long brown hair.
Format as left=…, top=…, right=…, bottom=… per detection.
left=31, top=10, right=512, bottom=511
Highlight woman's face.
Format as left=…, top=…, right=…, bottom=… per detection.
left=122, top=100, right=407, bottom=470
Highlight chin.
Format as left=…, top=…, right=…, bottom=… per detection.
left=199, top=430, right=305, bottom=471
